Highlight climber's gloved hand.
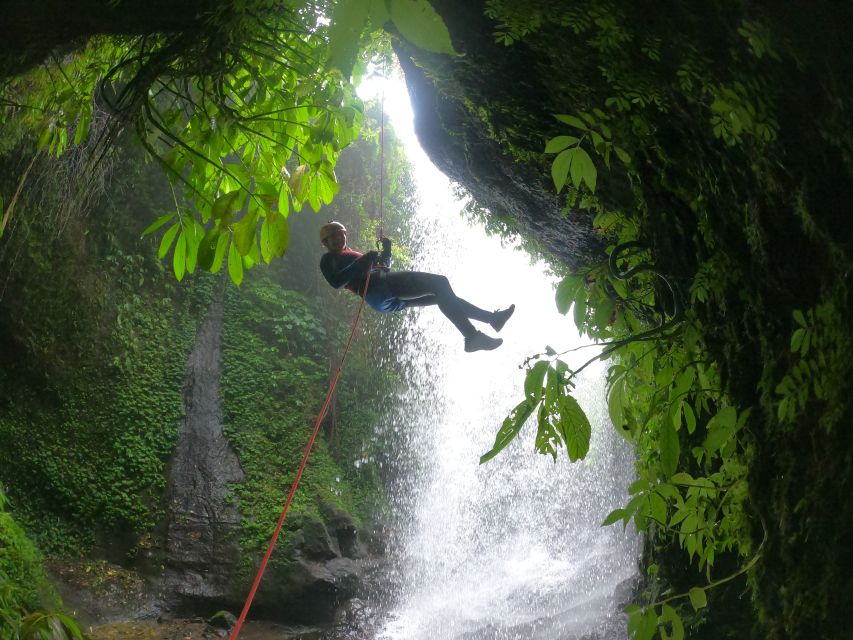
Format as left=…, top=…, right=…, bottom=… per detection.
left=381, top=237, right=392, bottom=251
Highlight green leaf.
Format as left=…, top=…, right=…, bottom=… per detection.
left=173, top=233, right=187, bottom=281
left=637, top=608, right=658, bottom=640
left=289, top=164, right=309, bottom=203
left=557, top=394, right=591, bottom=461
left=234, top=210, right=259, bottom=256
left=535, top=410, right=562, bottom=462
left=327, top=0, right=371, bottom=77
left=688, top=587, right=708, bottom=611
left=649, top=492, right=667, bottom=525
left=554, top=114, right=589, bottom=131
left=659, top=419, right=680, bottom=478
left=660, top=605, right=685, bottom=640
left=704, top=406, right=737, bottom=454
left=141, top=212, right=176, bottom=237
left=614, top=145, right=631, bottom=165
left=793, top=309, right=807, bottom=327
left=671, top=472, right=694, bottom=485
left=268, top=214, right=290, bottom=257
left=211, top=232, right=229, bottom=274
left=368, top=0, right=390, bottom=25
left=555, top=275, right=584, bottom=314
left=601, top=508, right=626, bottom=526
left=683, top=402, right=697, bottom=434
left=524, top=361, right=550, bottom=403
left=544, top=135, right=579, bottom=154
left=790, top=327, right=805, bottom=352
left=573, top=293, right=587, bottom=328
left=569, top=146, right=596, bottom=192
left=260, top=218, right=273, bottom=264
left=211, top=190, right=243, bottom=221
left=198, top=226, right=220, bottom=271
left=227, top=240, right=244, bottom=285
left=607, top=381, right=625, bottom=429
left=551, top=148, right=573, bottom=193
left=185, top=219, right=203, bottom=273
left=480, top=400, right=534, bottom=463
left=277, top=184, right=290, bottom=217
left=390, top=0, right=457, bottom=55
left=158, top=222, right=180, bottom=259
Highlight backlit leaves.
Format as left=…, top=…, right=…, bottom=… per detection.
left=481, top=358, right=592, bottom=464
left=390, top=0, right=457, bottom=55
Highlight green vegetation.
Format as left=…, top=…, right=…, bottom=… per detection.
left=0, top=490, right=60, bottom=615
left=0, top=489, right=83, bottom=640
left=0, top=64, right=415, bottom=622
left=464, top=2, right=853, bottom=638
left=1, top=0, right=454, bottom=287
left=1, top=1, right=850, bottom=638
left=0, top=147, right=209, bottom=555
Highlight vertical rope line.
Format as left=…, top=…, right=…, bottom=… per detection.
left=378, top=80, right=385, bottom=230
left=228, top=269, right=374, bottom=640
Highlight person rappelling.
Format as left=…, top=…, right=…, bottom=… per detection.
left=319, top=221, right=515, bottom=352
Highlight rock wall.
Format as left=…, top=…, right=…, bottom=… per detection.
left=162, top=294, right=244, bottom=611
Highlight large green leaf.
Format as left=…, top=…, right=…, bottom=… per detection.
left=390, top=0, right=457, bottom=55
left=554, top=114, right=589, bottom=131
left=551, top=148, right=573, bottom=193
left=227, top=240, right=244, bottom=285
left=210, top=232, right=229, bottom=274
left=688, top=587, right=708, bottom=611
left=524, top=361, right=549, bottom=403
left=198, top=226, right=220, bottom=271
left=141, top=212, right=176, bottom=237
left=327, top=0, right=371, bottom=78
left=368, top=0, right=390, bottom=25
left=544, top=135, right=579, bottom=154
left=570, top=146, right=596, bottom=193
left=173, top=233, right=187, bottom=281
left=660, top=604, right=685, bottom=640
left=535, top=407, right=562, bottom=461
left=158, top=222, right=180, bottom=259
left=659, top=419, right=680, bottom=478
left=557, top=394, right=591, bottom=461
left=555, top=274, right=584, bottom=314
left=607, top=381, right=625, bottom=430
left=211, top=190, right=243, bottom=222
left=480, top=399, right=534, bottom=463
left=233, top=210, right=259, bottom=256
left=703, top=406, right=737, bottom=454
left=268, top=214, right=290, bottom=258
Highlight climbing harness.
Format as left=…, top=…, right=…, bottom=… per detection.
left=229, top=76, right=389, bottom=640
left=228, top=270, right=373, bottom=640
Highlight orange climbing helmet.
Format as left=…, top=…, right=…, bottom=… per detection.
left=320, top=221, right=346, bottom=243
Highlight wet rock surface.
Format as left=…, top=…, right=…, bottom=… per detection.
left=392, top=1, right=606, bottom=270
left=161, top=296, right=245, bottom=611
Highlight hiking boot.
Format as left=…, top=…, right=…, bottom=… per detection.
left=464, top=330, right=503, bottom=353
left=490, top=304, right=515, bottom=332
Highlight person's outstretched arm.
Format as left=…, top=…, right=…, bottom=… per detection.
left=321, top=250, right=379, bottom=288
left=379, top=237, right=392, bottom=268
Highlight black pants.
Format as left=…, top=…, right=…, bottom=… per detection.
left=381, top=271, right=492, bottom=338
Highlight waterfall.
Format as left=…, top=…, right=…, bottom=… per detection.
left=364, top=70, right=640, bottom=640
left=163, top=295, right=245, bottom=610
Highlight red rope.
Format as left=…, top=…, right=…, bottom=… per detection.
left=229, top=269, right=373, bottom=640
